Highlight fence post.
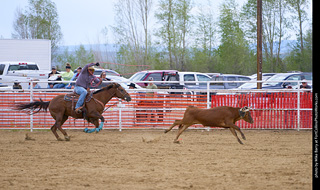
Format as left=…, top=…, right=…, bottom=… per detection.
left=207, top=81, right=210, bottom=109
left=30, top=81, right=33, bottom=132
left=119, top=100, right=122, bottom=131
left=297, top=83, right=300, bottom=131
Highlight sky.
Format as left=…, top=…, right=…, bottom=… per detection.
left=0, top=0, right=312, bottom=46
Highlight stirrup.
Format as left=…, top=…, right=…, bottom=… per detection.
left=75, top=108, right=82, bottom=114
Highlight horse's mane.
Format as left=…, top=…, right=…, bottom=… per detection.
left=93, top=83, right=114, bottom=94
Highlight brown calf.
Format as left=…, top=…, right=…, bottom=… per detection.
left=164, top=106, right=254, bottom=144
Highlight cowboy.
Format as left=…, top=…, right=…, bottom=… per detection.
left=74, top=62, right=101, bottom=114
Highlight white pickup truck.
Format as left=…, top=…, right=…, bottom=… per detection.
left=0, top=61, right=51, bottom=89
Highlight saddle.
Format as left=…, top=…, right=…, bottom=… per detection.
left=64, top=91, right=94, bottom=103
left=64, top=91, right=105, bottom=114
left=64, top=91, right=94, bottom=111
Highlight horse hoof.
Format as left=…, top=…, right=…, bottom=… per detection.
left=65, top=136, right=70, bottom=141
left=57, top=137, right=63, bottom=141
left=164, top=130, right=169, bottom=133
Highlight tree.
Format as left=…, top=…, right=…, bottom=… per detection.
left=217, top=0, right=255, bottom=75
left=111, top=0, right=153, bottom=74
left=241, top=0, right=290, bottom=73
left=286, top=0, right=309, bottom=56
left=285, top=28, right=312, bottom=71
left=12, top=0, right=62, bottom=60
left=189, top=1, right=217, bottom=72
left=155, top=0, right=193, bottom=70
left=55, top=45, right=95, bottom=70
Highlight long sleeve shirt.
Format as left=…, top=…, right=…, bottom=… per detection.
left=75, top=63, right=100, bottom=89
left=59, top=71, right=74, bottom=84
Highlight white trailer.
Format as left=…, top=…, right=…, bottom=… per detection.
left=0, top=39, right=51, bottom=70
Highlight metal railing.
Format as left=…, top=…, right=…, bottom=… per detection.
left=0, top=80, right=313, bottom=131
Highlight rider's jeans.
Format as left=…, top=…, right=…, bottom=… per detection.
left=74, top=85, right=88, bottom=109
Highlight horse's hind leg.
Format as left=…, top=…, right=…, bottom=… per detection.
left=51, top=124, right=62, bottom=141
left=54, top=114, right=70, bottom=141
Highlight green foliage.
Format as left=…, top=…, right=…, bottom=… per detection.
left=12, top=0, right=63, bottom=60
left=216, top=0, right=255, bottom=75
left=285, top=29, right=312, bottom=72
left=55, top=45, right=94, bottom=70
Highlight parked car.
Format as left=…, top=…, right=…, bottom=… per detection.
left=237, top=76, right=273, bottom=89
left=0, top=61, right=51, bottom=88
left=93, top=68, right=120, bottom=77
left=248, top=73, right=276, bottom=80
left=238, top=72, right=312, bottom=89
left=74, top=68, right=120, bottom=77
left=159, top=71, right=213, bottom=90
left=90, top=75, right=137, bottom=89
left=210, top=74, right=251, bottom=89
left=262, top=72, right=312, bottom=89
left=129, top=70, right=179, bottom=88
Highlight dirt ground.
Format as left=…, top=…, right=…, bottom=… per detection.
left=0, top=129, right=312, bottom=190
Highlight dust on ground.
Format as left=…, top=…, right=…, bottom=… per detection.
left=0, top=129, right=312, bottom=190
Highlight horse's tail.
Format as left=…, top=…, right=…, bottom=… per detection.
left=15, top=98, right=50, bottom=114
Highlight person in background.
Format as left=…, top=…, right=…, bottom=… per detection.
left=100, top=72, right=111, bottom=81
left=146, top=77, right=157, bottom=90
left=53, top=63, right=74, bottom=89
left=28, top=78, right=41, bottom=89
left=47, top=66, right=60, bottom=88
left=13, top=80, right=22, bottom=89
left=66, top=66, right=82, bottom=89
left=128, top=83, right=137, bottom=89
left=300, top=79, right=311, bottom=89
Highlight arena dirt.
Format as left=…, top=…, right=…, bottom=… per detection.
left=0, top=129, right=312, bottom=190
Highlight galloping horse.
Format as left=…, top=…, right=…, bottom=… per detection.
left=16, top=83, right=131, bottom=141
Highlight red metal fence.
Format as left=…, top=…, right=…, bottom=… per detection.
left=0, top=90, right=312, bottom=130
left=211, top=92, right=312, bottom=129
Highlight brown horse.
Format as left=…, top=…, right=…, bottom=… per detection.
left=16, top=83, right=131, bottom=141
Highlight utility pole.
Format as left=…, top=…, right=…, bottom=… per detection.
left=257, top=0, right=262, bottom=89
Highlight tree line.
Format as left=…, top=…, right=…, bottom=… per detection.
left=12, top=0, right=312, bottom=76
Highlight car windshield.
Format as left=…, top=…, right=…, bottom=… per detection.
left=129, top=72, right=146, bottom=82
left=8, top=64, right=39, bottom=71
left=263, top=74, right=289, bottom=86
left=94, top=70, right=119, bottom=76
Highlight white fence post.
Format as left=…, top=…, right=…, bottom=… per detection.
left=119, top=100, right=122, bottom=131
left=30, top=81, right=33, bottom=132
left=297, top=82, right=301, bottom=131
left=207, top=81, right=210, bottom=109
